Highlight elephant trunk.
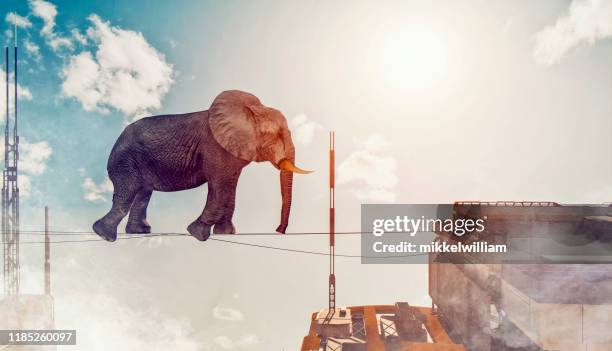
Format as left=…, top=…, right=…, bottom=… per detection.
left=276, top=169, right=293, bottom=234
left=276, top=144, right=295, bottom=234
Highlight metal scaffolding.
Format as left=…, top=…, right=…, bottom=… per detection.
left=3, top=44, right=20, bottom=296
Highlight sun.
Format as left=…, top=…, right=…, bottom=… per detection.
left=382, top=30, right=446, bottom=91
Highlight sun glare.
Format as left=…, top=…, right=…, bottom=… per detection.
left=382, top=30, right=446, bottom=91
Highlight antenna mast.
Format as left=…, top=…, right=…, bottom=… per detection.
left=328, top=132, right=336, bottom=311
left=45, top=207, right=51, bottom=295
left=3, top=35, right=20, bottom=296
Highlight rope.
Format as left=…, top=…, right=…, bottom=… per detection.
left=16, top=230, right=370, bottom=236
left=209, top=237, right=427, bottom=258
left=12, top=231, right=429, bottom=259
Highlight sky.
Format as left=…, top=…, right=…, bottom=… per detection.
left=0, top=0, right=611, bottom=350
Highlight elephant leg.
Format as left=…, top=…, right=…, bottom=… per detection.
left=213, top=220, right=236, bottom=235
left=126, top=188, right=153, bottom=234
left=187, top=184, right=215, bottom=241
left=93, top=172, right=140, bottom=242
left=213, top=183, right=237, bottom=235
left=188, top=175, right=239, bottom=240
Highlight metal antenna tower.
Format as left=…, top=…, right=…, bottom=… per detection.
left=328, top=131, right=335, bottom=311
left=3, top=37, right=20, bottom=295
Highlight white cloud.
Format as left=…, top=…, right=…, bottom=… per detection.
left=0, top=138, right=52, bottom=198
left=0, top=68, right=33, bottom=122
left=212, top=305, right=245, bottom=321
left=18, top=252, right=204, bottom=351
left=82, top=177, right=113, bottom=202
left=20, top=175, right=32, bottom=198
left=62, top=52, right=105, bottom=112
left=29, top=0, right=57, bottom=36
left=71, top=28, right=87, bottom=45
left=534, top=0, right=612, bottom=65
left=61, top=293, right=202, bottom=351
left=48, top=36, right=73, bottom=51
left=291, top=114, right=323, bottom=146
left=29, top=0, right=73, bottom=52
left=235, top=334, right=259, bottom=348
left=135, top=234, right=173, bottom=249
left=214, top=336, right=235, bottom=349
left=20, top=140, right=53, bottom=175
left=24, top=39, right=41, bottom=61
left=338, top=134, right=398, bottom=202
left=213, top=334, right=260, bottom=349
left=5, top=13, right=32, bottom=29
left=61, top=14, right=173, bottom=119
left=359, top=133, right=390, bottom=152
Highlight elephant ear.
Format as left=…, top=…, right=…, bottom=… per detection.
left=208, top=90, right=261, bottom=161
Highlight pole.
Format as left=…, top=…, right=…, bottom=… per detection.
left=328, top=131, right=336, bottom=311
left=14, top=45, right=19, bottom=293
left=13, top=45, right=17, bottom=148
left=2, top=47, right=7, bottom=295
left=4, top=46, right=7, bottom=143
left=44, top=207, right=50, bottom=295
left=13, top=44, right=17, bottom=148
left=12, top=43, right=19, bottom=295
left=13, top=15, right=17, bottom=47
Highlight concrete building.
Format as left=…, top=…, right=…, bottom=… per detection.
left=301, top=202, right=612, bottom=351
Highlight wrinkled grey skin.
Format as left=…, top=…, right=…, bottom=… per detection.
left=93, top=90, right=298, bottom=242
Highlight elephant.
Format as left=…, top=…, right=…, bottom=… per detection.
left=92, top=90, right=311, bottom=242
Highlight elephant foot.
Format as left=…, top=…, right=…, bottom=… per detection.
left=187, top=219, right=212, bottom=241
left=125, top=220, right=151, bottom=234
left=213, top=221, right=236, bottom=234
left=93, top=219, right=118, bottom=242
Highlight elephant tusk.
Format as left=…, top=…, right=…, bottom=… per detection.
left=278, top=159, right=313, bottom=174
